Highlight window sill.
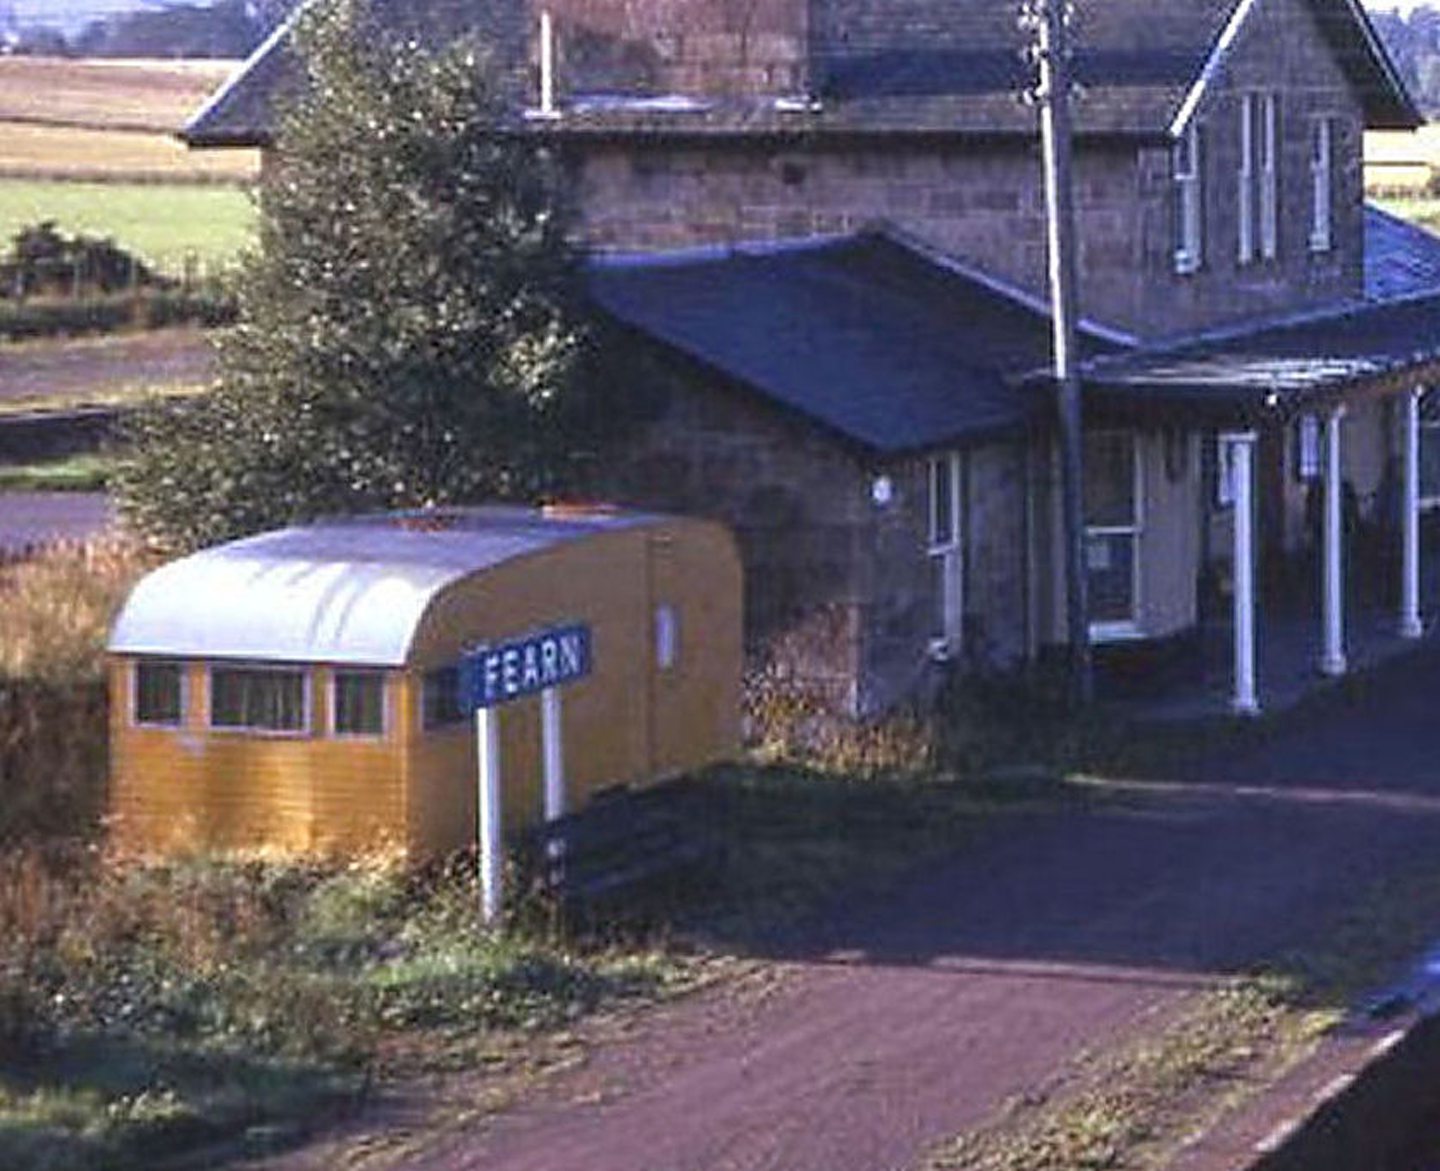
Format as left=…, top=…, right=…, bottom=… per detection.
left=1090, top=621, right=1146, bottom=644
left=208, top=725, right=312, bottom=740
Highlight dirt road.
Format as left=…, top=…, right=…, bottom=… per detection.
left=0, top=326, right=214, bottom=413
left=354, top=644, right=1440, bottom=1171
left=0, top=490, right=111, bottom=552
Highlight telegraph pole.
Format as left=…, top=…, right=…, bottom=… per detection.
left=1023, top=0, right=1092, bottom=705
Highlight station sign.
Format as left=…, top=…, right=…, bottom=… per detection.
left=462, top=623, right=591, bottom=710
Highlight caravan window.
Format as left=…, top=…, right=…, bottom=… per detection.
left=211, top=667, right=308, bottom=733
left=134, top=660, right=184, bottom=726
left=422, top=666, right=466, bottom=729
left=333, top=671, right=386, bottom=737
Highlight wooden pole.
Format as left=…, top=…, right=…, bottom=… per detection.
left=1031, top=0, right=1093, bottom=704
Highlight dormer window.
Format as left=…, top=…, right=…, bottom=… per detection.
left=1239, top=92, right=1279, bottom=264
left=1310, top=117, right=1335, bottom=253
left=1173, top=123, right=1203, bottom=275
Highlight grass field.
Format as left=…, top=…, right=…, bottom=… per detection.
left=0, top=180, right=255, bottom=271
left=0, top=122, right=258, bottom=184
left=0, top=58, right=262, bottom=272
left=1367, top=124, right=1440, bottom=196
left=0, top=56, right=260, bottom=185
left=0, top=57, right=241, bottom=133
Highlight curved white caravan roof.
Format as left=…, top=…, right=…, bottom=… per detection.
left=109, top=506, right=655, bottom=667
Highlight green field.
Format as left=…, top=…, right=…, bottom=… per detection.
left=0, top=179, right=256, bottom=273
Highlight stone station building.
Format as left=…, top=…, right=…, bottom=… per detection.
left=185, top=0, right=1440, bottom=716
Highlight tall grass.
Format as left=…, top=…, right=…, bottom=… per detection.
left=0, top=538, right=153, bottom=842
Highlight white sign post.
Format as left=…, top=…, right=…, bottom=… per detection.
left=476, top=705, right=503, bottom=924
left=463, top=625, right=591, bottom=926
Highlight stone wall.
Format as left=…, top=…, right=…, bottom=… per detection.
left=574, top=138, right=1162, bottom=334
left=598, top=348, right=873, bottom=713
left=540, top=0, right=806, bottom=97
left=1146, top=0, right=1367, bottom=337
left=570, top=0, right=1369, bottom=339
left=596, top=343, right=1031, bottom=714
left=858, top=442, right=1031, bottom=714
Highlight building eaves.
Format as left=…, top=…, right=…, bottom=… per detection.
left=586, top=231, right=1123, bottom=455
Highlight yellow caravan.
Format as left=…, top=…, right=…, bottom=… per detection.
left=107, top=506, right=742, bottom=857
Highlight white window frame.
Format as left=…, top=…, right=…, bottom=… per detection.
left=329, top=669, right=389, bottom=740
left=1309, top=117, right=1334, bottom=254
left=1260, top=93, right=1279, bottom=261
left=208, top=663, right=313, bottom=738
left=1238, top=94, right=1256, bottom=265
left=1421, top=390, right=1440, bottom=511
left=1173, top=122, right=1203, bottom=275
left=1295, top=414, right=1322, bottom=480
left=927, top=452, right=964, bottom=659
left=1239, top=93, right=1279, bottom=265
left=131, top=659, right=187, bottom=729
left=1085, top=433, right=1144, bottom=643
left=1215, top=432, right=1239, bottom=508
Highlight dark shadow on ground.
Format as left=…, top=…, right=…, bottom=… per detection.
left=0, top=1032, right=359, bottom=1171
left=629, top=642, right=1440, bottom=983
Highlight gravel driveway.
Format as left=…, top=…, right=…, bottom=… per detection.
left=270, top=645, right=1440, bottom=1171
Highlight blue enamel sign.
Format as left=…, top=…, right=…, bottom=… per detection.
left=462, top=624, right=592, bottom=709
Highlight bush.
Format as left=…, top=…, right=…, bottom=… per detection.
left=1, top=221, right=165, bottom=299
left=116, top=0, right=594, bottom=552
left=0, top=288, right=235, bottom=342
left=0, top=845, right=675, bottom=1167
left=0, top=539, right=155, bottom=843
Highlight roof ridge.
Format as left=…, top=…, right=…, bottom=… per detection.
left=874, top=222, right=1141, bottom=348
left=180, top=0, right=312, bottom=142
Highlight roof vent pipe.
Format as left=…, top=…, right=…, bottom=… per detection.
left=538, top=10, right=558, bottom=118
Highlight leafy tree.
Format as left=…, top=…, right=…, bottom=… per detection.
left=116, top=0, right=591, bottom=550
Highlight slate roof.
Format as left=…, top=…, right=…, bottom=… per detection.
left=1365, top=204, right=1440, bottom=301
left=184, top=0, right=527, bottom=146
left=587, top=216, right=1440, bottom=447
left=182, top=0, right=1419, bottom=146
left=586, top=232, right=1121, bottom=453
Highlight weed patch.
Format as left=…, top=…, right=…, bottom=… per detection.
left=0, top=453, right=115, bottom=492
left=0, top=846, right=683, bottom=1170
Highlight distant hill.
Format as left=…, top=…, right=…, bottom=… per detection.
left=1372, top=5, right=1440, bottom=115
left=2, top=0, right=295, bottom=57
left=7, top=2, right=157, bottom=37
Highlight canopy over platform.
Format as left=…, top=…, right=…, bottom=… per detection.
left=1076, top=290, right=1440, bottom=426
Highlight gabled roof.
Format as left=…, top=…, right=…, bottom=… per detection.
left=183, top=0, right=527, bottom=147
left=182, top=0, right=1420, bottom=147
left=108, top=506, right=655, bottom=666
left=586, top=232, right=1123, bottom=454
left=1365, top=204, right=1440, bottom=301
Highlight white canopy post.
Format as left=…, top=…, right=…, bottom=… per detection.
left=1321, top=405, right=1348, bottom=677
left=477, top=706, right=503, bottom=925
left=1402, top=386, right=1425, bottom=640
left=1224, top=431, right=1261, bottom=716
